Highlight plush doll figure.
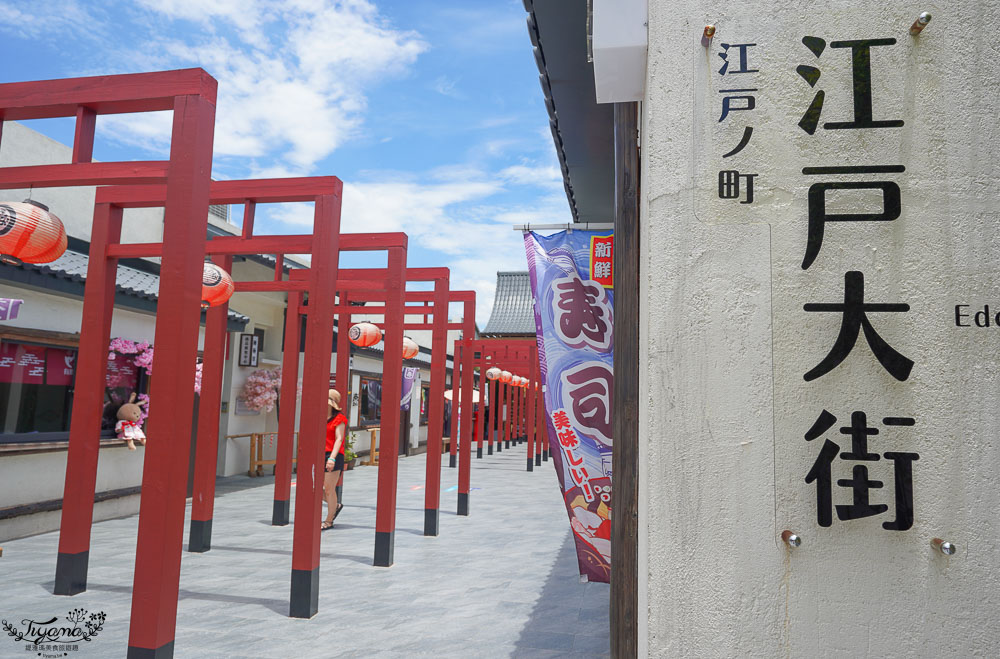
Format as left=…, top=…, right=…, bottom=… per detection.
left=116, top=393, right=147, bottom=450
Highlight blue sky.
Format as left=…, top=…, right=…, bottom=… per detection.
left=0, top=0, right=570, bottom=325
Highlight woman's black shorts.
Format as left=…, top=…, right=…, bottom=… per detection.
left=324, top=451, right=345, bottom=472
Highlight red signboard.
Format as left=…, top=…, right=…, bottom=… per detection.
left=0, top=343, right=47, bottom=384
left=589, top=234, right=614, bottom=288
left=47, top=347, right=77, bottom=386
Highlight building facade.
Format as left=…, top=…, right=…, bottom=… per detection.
left=527, top=1, right=1000, bottom=656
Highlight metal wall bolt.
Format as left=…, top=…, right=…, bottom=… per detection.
left=702, top=25, right=716, bottom=47
left=910, top=12, right=932, bottom=35
left=931, top=537, right=956, bottom=556
left=781, top=530, right=801, bottom=548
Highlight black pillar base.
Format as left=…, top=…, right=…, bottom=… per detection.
left=505, top=440, right=510, bottom=449
left=424, top=508, right=439, bottom=536
left=527, top=458, right=534, bottom=472
left=457, top=492, right=469, bottom=516
left=449, top=454, right=457, bottom=468
left=54, top=551, right=89, bottom=595
left=535, top=454, right=542, bottom=466
left=127, top=640, right=174, bottom=659
left=374, top=530, right=394, bottom=567
left=289, top=567, right=320, bottom=618
left=496, top=441, right=502, bottom=453
left=487, top=443, right=493, bottom=455
left=272, top=499, right=290, bottom=526
left=188, top=518, right=213, bottom=553
left=543, top=450, right=549, bottom=461
left=476, top=447, right=483, bottom=459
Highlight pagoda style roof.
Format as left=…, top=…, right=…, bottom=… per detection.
left=481, top=271, right=536, bottom=338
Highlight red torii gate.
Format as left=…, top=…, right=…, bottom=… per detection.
left=334, top=287, right=477, bottom=519
left=474, top=339, right=544, bottom=472
left=0, top=68, right=227, bottom=659
left=65, top=182, right=345, bottom=651
left=277, top=269, right=457, bottom=552
left=74, top=179, right=356, bottom=565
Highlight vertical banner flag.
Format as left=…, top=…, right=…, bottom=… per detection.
left=524, top=230, right=613, bottom=582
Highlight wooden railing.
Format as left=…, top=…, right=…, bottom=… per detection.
left=364, top=428, right=379, bottom=466
left=230, top=432, right=298, bottom=477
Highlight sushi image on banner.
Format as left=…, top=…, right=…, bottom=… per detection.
left=524, top=229, right=614, bottom=583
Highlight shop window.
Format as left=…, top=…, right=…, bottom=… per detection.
left=0, top=339, right=150, bottom=442
left=359, top=376, right=382, bottom=426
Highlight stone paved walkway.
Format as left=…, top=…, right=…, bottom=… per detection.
left=1, top=447, right=610, bottom=658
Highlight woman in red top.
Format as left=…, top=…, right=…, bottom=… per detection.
left=322, top=389, right=348, bottom=531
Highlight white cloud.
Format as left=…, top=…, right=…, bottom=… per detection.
left=98, top=0, right=426, bottom=172
left=500, top=163, right=563, bottom=189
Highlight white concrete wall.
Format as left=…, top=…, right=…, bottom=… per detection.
left=0, top=446, right=144, bottom=541
left=640, top=2, right=999, bottom=656
left=0, top=121, right=165, bottom=246
left=0, top=283, right=159, bottom=344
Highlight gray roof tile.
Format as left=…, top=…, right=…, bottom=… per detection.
left=481, top=271, right=536, bottom=337
left=8, top=250, right=249, bottom=325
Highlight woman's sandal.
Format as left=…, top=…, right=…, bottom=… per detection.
left=321, top=520, right=334, bottom=531
left=333, top=503, right=344, bottom=521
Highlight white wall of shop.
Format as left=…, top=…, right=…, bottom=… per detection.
left=0, top=120, right=166, bottom=244
left=0, top=284, right=163, bottom=541
left=638, top=1, right=998, bottom=656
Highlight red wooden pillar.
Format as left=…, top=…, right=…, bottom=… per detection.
left=517, top=383, right=523, bottom=443
left=423, top=277, right=448, bottom=536
left=335, top=290, right=351, bottom=412
left=449, top=344, right=460, bottom=468
left=374, top=245, right=407, bottom=566
left=521, top=384, right=527, bottom=443
left=54, top=203, right=122, bottom=595
left=511, top=376, right=519, bottom=445
left=333, top=290, right=351, bottom=507
left=486, top=371, right=495, bottom=456
left=539, top=379, right=549, bottom=462
left=534, top=351, right=544, bottom=466
left=504, top=379, right=511, bottom=449
left=476, top=347, right=486, bottom=459
left=456, top=328, right=474, bottom=515
left=127, top=93, right=216, bottom=657
left=188, top=253, right=233, bottom=550
left=289, top=191, right=342, bottom=618
left=272, top=290, right=302, bottom=525
left=526, top=344, right=537, bottom=472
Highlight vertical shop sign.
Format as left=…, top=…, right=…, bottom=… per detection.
left=524, top=230, right=614, bottom=582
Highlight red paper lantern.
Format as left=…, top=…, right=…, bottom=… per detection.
left=485, top=367, right=501, bottom=380
left=402, top=336, right=419, bottom=360
left=500, top=370, right=512, bottom=383
left=349, top=322, right=382, bottom=347
left=0, top=200, right=67, bottom=266
left=201, top=262, right=234, bottom=308
left=520, top=378, right=530, bottom=388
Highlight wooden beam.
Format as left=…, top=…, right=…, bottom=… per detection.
left=611, top=100, right=639, bottom=659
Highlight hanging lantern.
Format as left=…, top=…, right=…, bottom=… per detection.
left=500, top=370, right=512, bottom=383
left=201, top=262, right=234, bottom=309
left=402, top=336, right=419, bottom=360
left=520, top=378, right=530, bottom=388
left=349, top=322, right=382, bottom=348
left=0, top=200, right=67, bottom=266
left=485, top=367, right=502, bottom=380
